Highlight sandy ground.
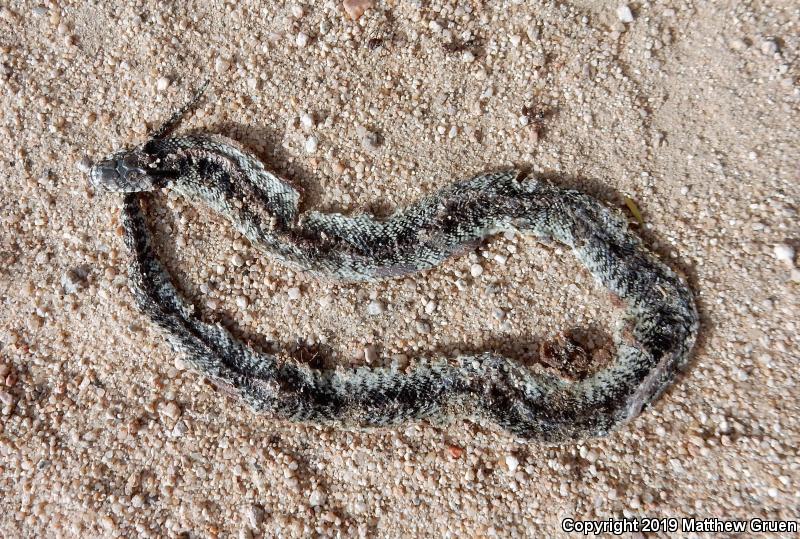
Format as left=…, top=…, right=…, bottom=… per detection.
left=0, top=0, right=798, bottom=537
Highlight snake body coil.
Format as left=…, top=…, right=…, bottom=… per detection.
left=89, top=128, right=698, bottom=442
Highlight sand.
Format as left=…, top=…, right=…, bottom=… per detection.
left=0, top=0, right=798, bottom=537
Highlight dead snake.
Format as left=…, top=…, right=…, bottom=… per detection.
left=88, top=88, right=698, bottom=442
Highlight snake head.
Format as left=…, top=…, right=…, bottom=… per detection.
left=89, top=144, right=176, bottom=193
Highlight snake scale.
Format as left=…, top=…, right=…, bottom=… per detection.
left=88, top=87, right=698, bottom=442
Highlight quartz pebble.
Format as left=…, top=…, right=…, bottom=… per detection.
left=774, top=244, right=795, bottom=266
left=296, top=32, right=309, bottom=47
left=161, top=402, right=182, bottom=420
left=231, top=253, right=245, bottom=267
left=470, top=263, right=483, bottom=277
left=305, top=136, right=318, bottom=154
left=287, top=287, right=302, bottom=300
left=236, top=295, right=249, bottom=309
left=616, top=4, right=634, bottom=23
left=367, top=300, right=385, bottom=315
left=505, top=454, right=519, bottom=473
left=156, top=77, right=170, bottom=91
left=308, top=490, right=326, bottom=507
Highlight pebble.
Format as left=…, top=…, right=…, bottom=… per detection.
left=362, top=130, right=381, bottom=152
left=76, top=156, right=92, bottom=173
left=156, top=77, right=170, bottom=92
left=470, top=263, right=483, bottom=277
left=300, top=112, right=314, bottom=129
left=364, top=346, right=377, bottom=364
left=415, top=320, right=431, bottom=334
left=161, top=401, right=182, bottom=420
left=0, top=390, right=13, bottom=406
left=245, top=505, right=265, bottom=528
left=616, top=4, right=634, bottom=23
left=171, top=420, right=188, bottom=437
left=509, top=35, right=521, bottom=48
left=62, top=268, right=86, bottom=294
left=296, top=32, right=309, bottom=47
left=287, top=287, right=302, bottom=300
left=231, top=253, right=245, bottom=267
left=518, top=115, right=529, bottom=127
left=236, top=295, right=250, bottom=309
left=367, top=300, right=385, bottom=315
left=455, top=278, right=467, bottom=291
left=424, top=300, right=437, bottom=315
left=448, top=126, right=458, bottom=139
left=215, top=56, right=231, bottom=73
left=773, top=244, right=795, bottom=266
left=342, top=0, right=373, bottom=20
left=761, top=39, right=778, bottom=55
left=308, top=490, right=326, bottom=507
left=504, top=454, right=519, bottom=473
left=305, top=136, right=318, bottom=154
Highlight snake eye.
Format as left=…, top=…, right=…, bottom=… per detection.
left=142, top=140, right=159, bottom=155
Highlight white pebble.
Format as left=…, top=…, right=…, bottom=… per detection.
left=518, top=115, right=529, bottom=127
left=494, top=254, right=508, bottom=265
left=309, top=490, right=326, bottom=507
left=761, top=39, right=778, bottom=56
left=215, top=56, right=231, bottom=73
left=287, top=287, right=302, bottom=300
left=505, top=454, right=519, bottom=473
left=231, top=253, right=245, bottom=267
left=245, top=505, right=265, bottom=528
left=462, top=50, right=475, bottom=63
left=304, top=136, right=318, bottom=154
left=161, top=401, right=181, bottom=420
left=76, top=156, right=92, bottom=173
left=774, top=244, right=795, bottom=266
left=300, top=112, right=314, bottom=129
left=448, top=126, right=458, bottom=139
left=290, top=5, right=304, bottom=18
left=367, top=301, right=385, bottom=315
left=424, top=300, right=437, bottom=315
left=236, top=295, right=249, bottom=309
left=470, top=263, right=483, bottom=277
left=509, top=35, right=521, bottom=47
left=156, top=77, right=170, bottom=92
left=455, top=278, right=467, bottom=291
left=296, top=32, right=309, bottom=47
left=616, top=4, right=634, bottom=23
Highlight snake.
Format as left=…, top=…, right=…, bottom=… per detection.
left=87, top=86, right=698, bottom=442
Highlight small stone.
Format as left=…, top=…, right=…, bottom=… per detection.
left=215, top=56, right=231, bottom=73
left=447, top=445, right=464, bottom=459
left=367, top=300, right=385, bottom=315
left=0, top=391, right=13, bottom=406
left=290, top=5, right=304, bottom=18
left=415, top=320, right=431, bottom=334
left=296, top=32, right=309, bottom=47
left=518, top=115, right=529, bottom=127
left=504, top=454, right=519, bottom=473
left=509, top=35, right=521, bottom=47
left=161, top=401, right=181, bottom=420
left=470, top=263, right=483, bottom=277
left=462, top=50, right=475, bottom=63
left=287, top=287, right=302, bottom=300
left=156, top=77, right=170, bottom=92
left=236, top=296, right=249, bottom=309
left=363, top=346, right=377, bottom=364
left=76, top=156, right=92, bottom=173
left=300, top=112, right=314, bottom=129
left=616, top=4, right=634, bottom=23
left=455, top=278, right=467, bottom=291
left=761, top=39, right=778, bottom=56
left=362, top=130, right=381, bottom=151
left=342, top=0, right=373, bottom=20
left=424, top=300, right=436, bottom=315
left=171, top=420, right=188, bottom=437
left=448, top=126, right=458, bottom=139
left=308, top=489, right=326, bottom=507
left=774, top=244, right=795, bottom=266
left=245, top=504, right=265, bottom=528
left=231, top=253, right=245, bottom=267
left=305, top=136, right=318, bottom=154
left=494, top=254, right=508, bottom=264
left=62, top=268, right=86, bottom=294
